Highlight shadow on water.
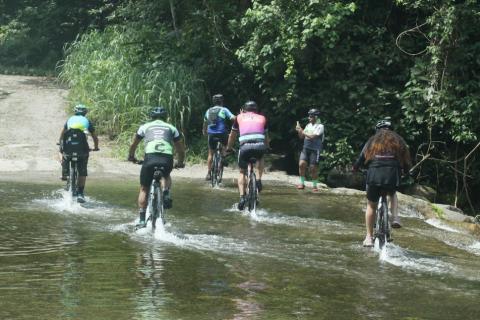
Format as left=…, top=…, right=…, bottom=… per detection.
left=1, top=179, right=480, bottom=319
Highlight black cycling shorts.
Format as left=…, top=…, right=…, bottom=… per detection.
left=366, top=184, right=396, bottom=202
left=63, top=155, right=89, bottom=177
left=140, top=153, right=173, bottom=187
left=299, top=148, right=321, bottom=165
left=208, top=133, right=228, bottom=150
left=238, top=142, right=267, bottom=170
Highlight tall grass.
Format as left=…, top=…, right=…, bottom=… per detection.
left=58, top=27, right=205, bottom=158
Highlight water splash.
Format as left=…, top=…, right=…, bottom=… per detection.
left=33, top=188, right=118, bottom=216
left=375, top=242, right=455, bottom=274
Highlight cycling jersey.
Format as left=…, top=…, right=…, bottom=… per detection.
left=204, top=106, right=234, bottom=134
left=232, top=112, right=268, bottom=144
left=302, top=120, right=324, bottom=151
left=65, top=115, right=95, bottom=133
left=136, top=120, right=181, bottom=155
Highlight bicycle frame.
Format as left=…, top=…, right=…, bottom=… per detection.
left=146, top=167, right=166, bottom=230
left=210, top=141, right=224, bottom=187
left=245, top=158, right=258, bottom=212
left=374, top=193, right=390, bottom=248
left=65, top=153, right=79, bottom=198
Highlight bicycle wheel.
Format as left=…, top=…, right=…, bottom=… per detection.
left=382, top=197, right=391, bottom=242
left=151, top=184, right=163, bottom=230
left=69, top=161, right=78, bottom=197
left=157, top=186, right=166, bottom=226
left=247, top=171, right=257, bottom=212
left=217, top=153, right=224, bottom=184
left=211, top=154, right=219, bottom=187
left=375, top=199, right=387, bottom=248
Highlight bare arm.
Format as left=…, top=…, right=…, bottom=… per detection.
left=226, top=130, right=238, bottom=150
left=58, top=127, right=66, bottom=144
left=202, top=121, right=208, bottom=136
left=174, top=139, right=186, bottom=164
left=91, top=132, right=99, bottom=150
left=128, top=134, right=141, bottom=161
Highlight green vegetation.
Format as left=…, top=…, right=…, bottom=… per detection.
left=1, top=0, right=479, bottom=213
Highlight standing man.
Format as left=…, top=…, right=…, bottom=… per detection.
left=203, top=94, right=235, bottom=180
left=128, top=106, right=185, bottom=228
left=226, top=101, right=269, bottom=210
left=59, top=104, right=99, bottom=203
left=295, top=108, right=324, bottom=191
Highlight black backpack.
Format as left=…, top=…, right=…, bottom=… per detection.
left=62, top=129, right=89, bottom=156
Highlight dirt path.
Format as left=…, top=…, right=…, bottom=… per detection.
left=0, top=74, right=301, bottom=186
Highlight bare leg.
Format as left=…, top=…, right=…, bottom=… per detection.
left=365, top=201, right=376, bottom=239
left=161, top=176, right=172, bottom=191
left=78, top=176, right=86, bottom=188
left=389, top=192, right=401, bottom=227
left=238, top=169, right=246, bottom=196
left=256, top=158, right=265, bottom=180
left=299, top=160, right=307, bottom=179
left=138, top=185, right=149, bottom=209
left=206, top=149, right=213, bottom=173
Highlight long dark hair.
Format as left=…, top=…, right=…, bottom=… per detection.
left=364, top=129, right=411, bottom=168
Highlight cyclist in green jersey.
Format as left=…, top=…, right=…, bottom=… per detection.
left=128, top=106, right=186, bottom=227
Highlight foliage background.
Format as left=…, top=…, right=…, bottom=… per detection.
left=1, top=0, right=479, bottom=213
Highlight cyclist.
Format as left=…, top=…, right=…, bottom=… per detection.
left=226, top=101, right=269, bottom=210
left=128, top=106, right=185, bottom=228
left=58, top=104, right=99, bottom=203
left=353, top=118, right=411, bottom=247
left=203, top=94, right=235, bottom=181
left=295, top=108, right=325, bottom=191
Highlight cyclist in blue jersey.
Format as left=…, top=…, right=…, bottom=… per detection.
left=58, top=104, right=99, bottom=203
left=128, top=106, right=186, bottom=227
left=203, top=94, right=235, bottom=181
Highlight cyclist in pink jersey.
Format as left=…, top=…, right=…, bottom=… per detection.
left=226, top=101, right=269, bottom=210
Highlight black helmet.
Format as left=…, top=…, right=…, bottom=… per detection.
left=375, top=117, right=393, bottom=130
left=150, top=106, right=167, bottom=119
left=74, top=104, right=88, bottom=116
left=244, top=100, right=257, bottom=111
left=308, top=108, right=320, bottom=117
left=212, top=94, right=224, bottom=105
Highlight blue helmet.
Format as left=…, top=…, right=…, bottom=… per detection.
left=150, top=106, right=167, bottom=119
left=74, top=104, right=88, bottom=116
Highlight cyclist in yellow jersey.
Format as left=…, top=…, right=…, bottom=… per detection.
left=128, top=106, right=185, bottom=227
left=58, top=104, right=99, bottom=203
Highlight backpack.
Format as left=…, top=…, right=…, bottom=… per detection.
left=62, top=129, right=89, bottom=156
left=207, top=106, right=222, bottom=125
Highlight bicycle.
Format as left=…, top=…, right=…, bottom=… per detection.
left=373, top=191, right=391, bottom=249
left=145, top=165, right=167, bottom=230
left=134, top=161, right=167, bottom=231
left=244, top=157, right=259, bottom=212
left=64, top=152, right=80, bottom=199
left=210, top=141, right=224, bottom=187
